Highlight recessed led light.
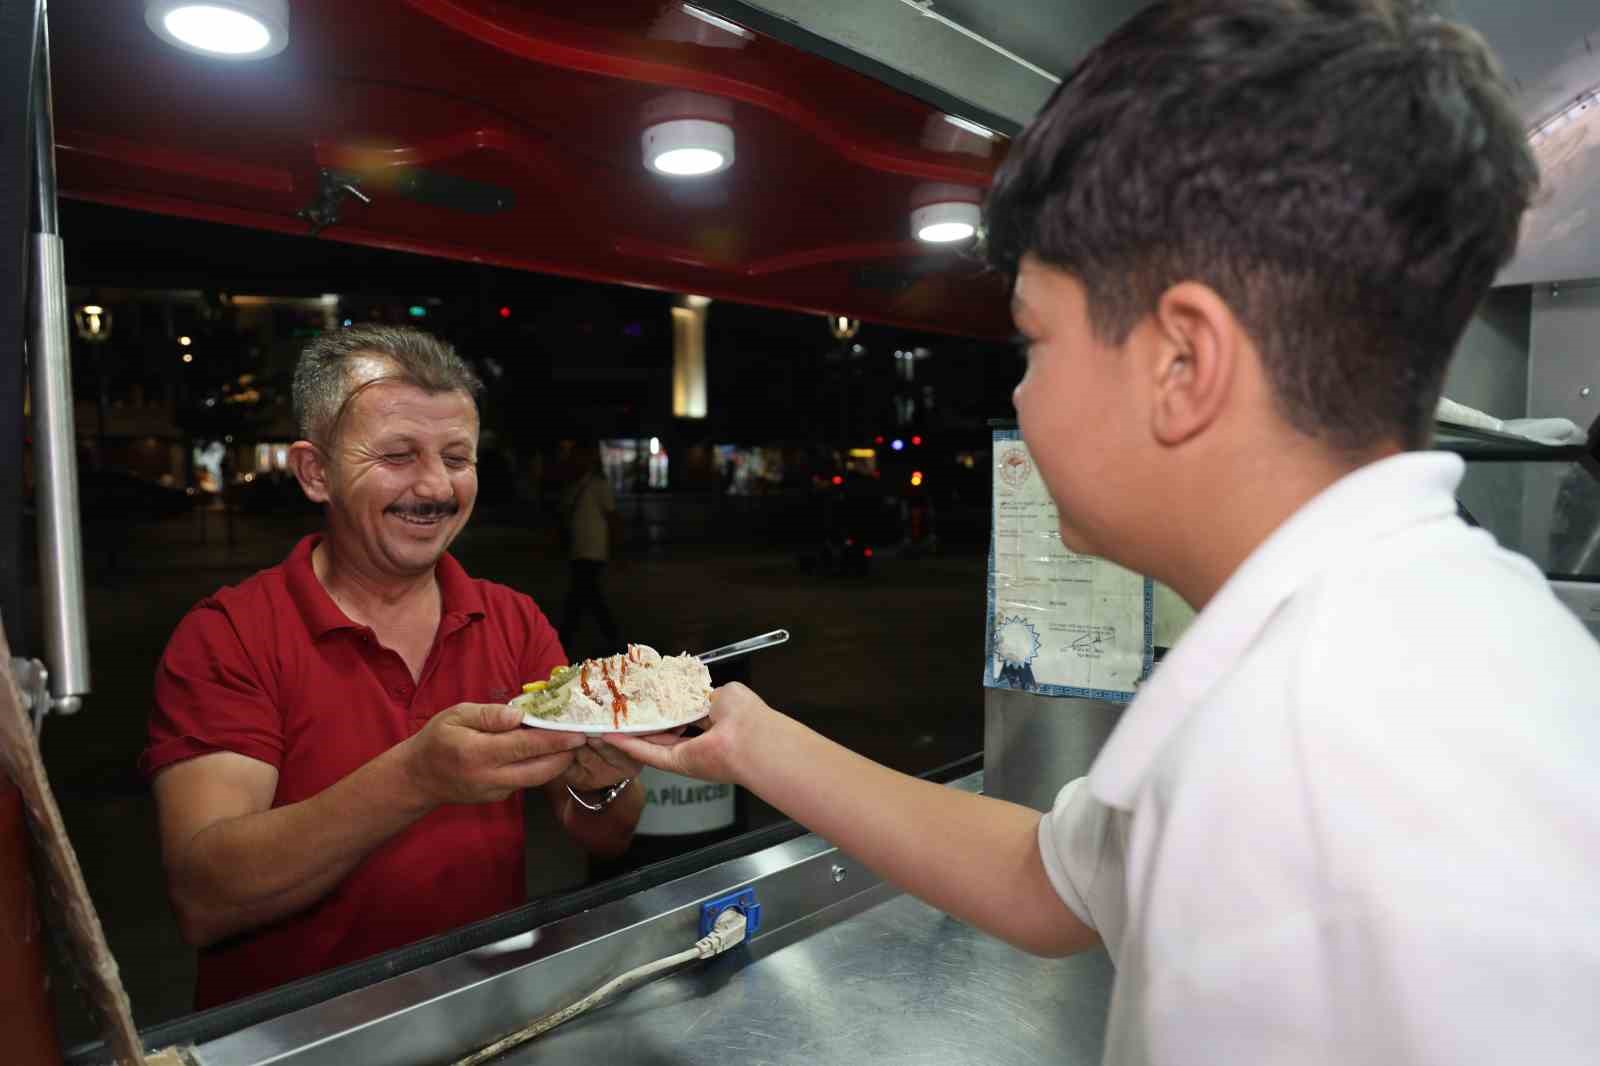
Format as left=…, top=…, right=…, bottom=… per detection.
left=919, top=221, right=975, bottom=242
left=912, top=201, right=981, bottom=243
left=145, top=1, right=289, bottom=60
left=654, top=148, right=725, bottom=175
left=644, top=120, right=735, bottom=177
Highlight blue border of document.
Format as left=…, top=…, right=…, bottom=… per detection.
left=984, top=429, right=1153, bottom=703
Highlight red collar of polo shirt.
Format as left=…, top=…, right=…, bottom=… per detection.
left=281, top=534, right=487, bottom=639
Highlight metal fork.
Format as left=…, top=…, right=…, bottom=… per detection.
left=695, top=629, right=790, bottom=665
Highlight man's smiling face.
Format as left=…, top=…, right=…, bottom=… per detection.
left=313, top=368, right=479, bottom=578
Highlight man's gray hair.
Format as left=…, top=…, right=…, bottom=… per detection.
left=292, top=324, right=484, bottom=447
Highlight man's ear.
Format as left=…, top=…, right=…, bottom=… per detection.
left=1148, top=282, right=1241, bottom=448
left=287, top=440, right=331, bottom=504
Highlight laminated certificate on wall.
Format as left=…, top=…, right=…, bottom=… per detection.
left=985, top=429, right=1153, bottom=702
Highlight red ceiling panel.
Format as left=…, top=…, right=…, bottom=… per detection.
left=49, top=0, right=1013, bottom=337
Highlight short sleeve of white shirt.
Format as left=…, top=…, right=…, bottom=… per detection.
left=1038, top=776, right=1129, bottom=957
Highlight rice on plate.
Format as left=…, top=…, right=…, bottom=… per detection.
left=513, top=644, right=711, bottom=731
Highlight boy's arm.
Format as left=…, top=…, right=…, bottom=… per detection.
left=607, top=685, right=1099, bottom=957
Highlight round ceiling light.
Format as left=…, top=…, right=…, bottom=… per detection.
left=145, top=1, right=289, bottom=59
left=643, top=119, right=735, bottom=177
left=912, top=201, right=981, bottom=243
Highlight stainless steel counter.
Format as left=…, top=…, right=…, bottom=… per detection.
left=177, top=772, right=1112, bottom=1066
left=490, top=885, right=1113, bottom=1065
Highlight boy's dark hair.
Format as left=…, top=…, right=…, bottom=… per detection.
left=984, top=0, right=1538, bottom=450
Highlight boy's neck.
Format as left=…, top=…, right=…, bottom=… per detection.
left=1148, top=435, right=1405, bottom=612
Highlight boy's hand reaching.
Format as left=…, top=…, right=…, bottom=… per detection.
left=603, top=682, right=772, bottom=785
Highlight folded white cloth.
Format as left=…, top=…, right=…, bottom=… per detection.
left=1501, top=417, right=1589, bottom=446
left=1436, top=397, right=1587, bottom=446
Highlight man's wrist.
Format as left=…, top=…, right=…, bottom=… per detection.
left=566, top=776, right=634, bottom=812
left=387, top=737, right=441, bottom=817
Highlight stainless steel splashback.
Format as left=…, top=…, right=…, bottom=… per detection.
left=983, top=687, right=1121, bottom=812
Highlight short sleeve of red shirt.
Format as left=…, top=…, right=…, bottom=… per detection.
left=142, top=597, right=286, bottom=778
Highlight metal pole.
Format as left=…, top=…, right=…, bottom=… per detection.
left=30, top=12, right=55, bottom=235
left=26, top=5, right=89, bottom=712
left=0, top=0, right=43, bottom=656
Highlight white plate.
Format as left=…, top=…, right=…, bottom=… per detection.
left=519, top=711, right=707, bottom=735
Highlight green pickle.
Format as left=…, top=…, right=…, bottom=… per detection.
left=519, top=664, right=578, bottom=719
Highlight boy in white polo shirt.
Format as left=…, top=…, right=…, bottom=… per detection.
left=609, top=1, right=1600, bottom=1062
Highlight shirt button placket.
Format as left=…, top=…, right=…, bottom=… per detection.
left=362, top=632, right=414, bottom=708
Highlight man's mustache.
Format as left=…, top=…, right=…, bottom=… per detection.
left=386, top=500, right=460, bottom=519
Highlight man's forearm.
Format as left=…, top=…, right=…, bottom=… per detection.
left=171, top=745, right=433, bottom=947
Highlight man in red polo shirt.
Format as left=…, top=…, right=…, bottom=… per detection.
left=142, top=325, right=645, bottom=1009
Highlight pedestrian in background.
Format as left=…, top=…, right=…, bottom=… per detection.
left=560, top=441, right=622, bottom=657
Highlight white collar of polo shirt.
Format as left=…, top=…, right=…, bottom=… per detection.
left=1088, top=450, right=1467, bottom=811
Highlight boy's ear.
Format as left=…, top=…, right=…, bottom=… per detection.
left=287, top=440, right=331, bottom=504
left=1149, top=282, right=1240, bottom=447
